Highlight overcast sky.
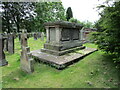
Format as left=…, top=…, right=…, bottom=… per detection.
left=61, top=0, right=104, bottom=23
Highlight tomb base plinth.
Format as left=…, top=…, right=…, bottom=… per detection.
left=31, top=47, right=97, bottom=69
left=41, top=45, right=85, bottom=56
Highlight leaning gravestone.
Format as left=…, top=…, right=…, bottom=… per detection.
left=0, top=34, right=8, bottom=66
left=8, top=33, right=14, bottom=54
left=20, top=30, right=34, bottom=73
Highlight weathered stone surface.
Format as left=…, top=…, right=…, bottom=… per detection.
left=20, top=31, right=34, bottom=73
left=31, top=47, right=97, bottom=69
left=41, top=46, right=85, bottom=56
left=44, top=21, right=83, bottom=29
left=8, top=33, right=14, bottom=54
left=0, top=34, right=8, bottom=66
left=80, top=27, right=86, bottom=43
left=3, top=34, right=8, bottom=51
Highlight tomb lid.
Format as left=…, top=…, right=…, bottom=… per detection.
left=44, top=21, right=83, bottom=29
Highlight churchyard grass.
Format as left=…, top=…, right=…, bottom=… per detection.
left=1, top=38, right=119, bottom=88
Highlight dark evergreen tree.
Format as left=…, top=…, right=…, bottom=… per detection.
left=66, top=7, right=73, bottom=21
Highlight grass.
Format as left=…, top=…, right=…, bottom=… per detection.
left=1, top=37, right=120, bottom=88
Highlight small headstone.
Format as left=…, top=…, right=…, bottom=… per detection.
left=33, top=33, right=37, bottom=40
left=3, top=34, right=8, bottom=51
left=0, top=34, right=8, bottom=66
left=37, top=32, right=41, bottom=38
left=8, top=33, right=14, bottom=54
left=41, top=32, right=45, bottom=41
left=20, top=30, right=34, bottom=73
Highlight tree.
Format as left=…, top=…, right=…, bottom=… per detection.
left=95, top=1, right=120, bottom=63
left=69, top=18, right=94, bottom=28
left=69, top=18, right=78, bottom=23
left=66, top=7, right=73, bottom=21
left=1, top=2, right=35, bottom=33
left=1, top=2, right=66, bottom=33
left=34, top=2, right=66, bottom=32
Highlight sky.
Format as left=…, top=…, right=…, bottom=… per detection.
left=61, top=0, right=104, bottom=23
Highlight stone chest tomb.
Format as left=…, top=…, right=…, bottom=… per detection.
left=41, top=21, right=84, bottom=56
left=30, top=21, right=98, bottom=69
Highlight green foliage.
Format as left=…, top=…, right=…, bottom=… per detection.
left=69, top=18, right=78, bottom=23
left=69, top=18, right=94, bottom=28
left=88, top=32, right=100, bottom=43
left=1, top=2, right=66, bottom=33
left=31, top=2, right=66, bottom=32
left=95, top=1, right=120, bottom=63
left=1, top=2, right=35, bottom=33
left=84, top=21, right=94, bottom=28
left=66, top=7, right=73, bottom=21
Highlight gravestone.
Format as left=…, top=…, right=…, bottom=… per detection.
left=41, top=32, right=44, bottom=41
left=80, top=27, right=86, bottom=43
left=20, top=30, right=34, bottom=73
left=80, top=27, right=84, bottom=41
left=8, top=33, right=14, bottom=54
left=3, top=33, right=8, bottom=51
left=0, top=34, right=8, bottom=66
left=37, top=32, right=41, bottom=38
left=4, top=38, right=8, bottom=51
left=33, top=33, right=37, bottom=40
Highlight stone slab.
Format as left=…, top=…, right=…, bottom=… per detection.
left=30, top=47, right=97, bottom=69
left=41, top=46, right=85, bottom=56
